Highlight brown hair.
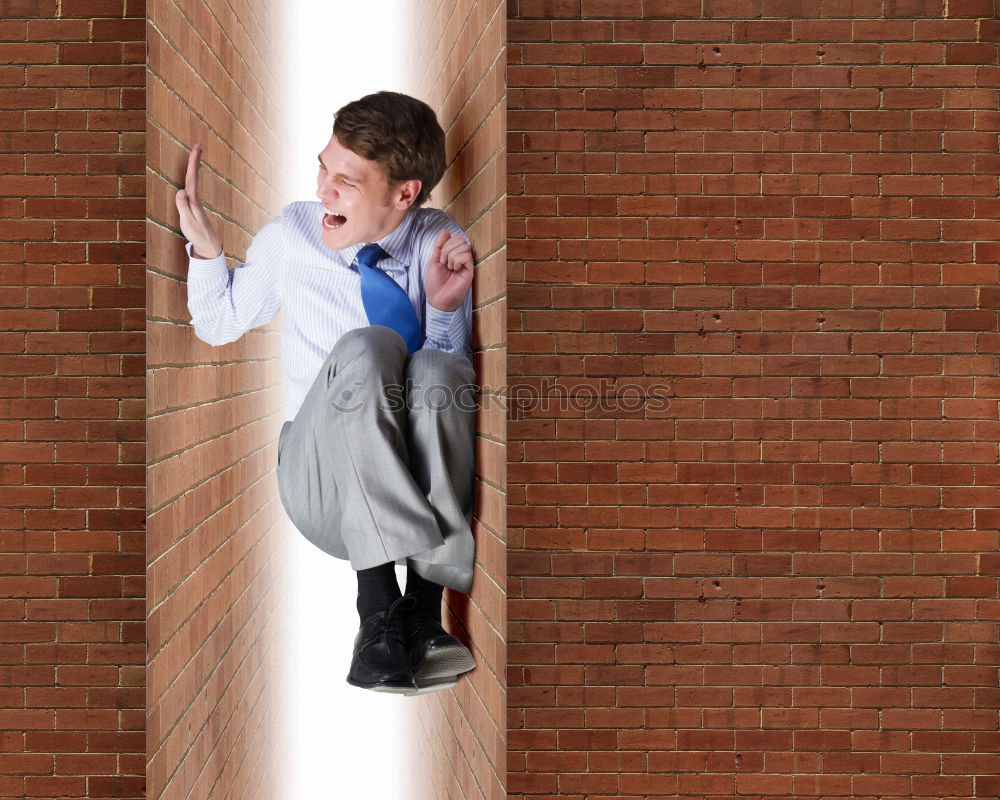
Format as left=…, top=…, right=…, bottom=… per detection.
left=333, top=91, right=446, bottom=207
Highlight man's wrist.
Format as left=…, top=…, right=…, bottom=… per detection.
left=427, top=293, right=463, bottom=313
left=191, top=244, right=223, bottom=260
left=425, top=301, right=457, bottom=345
left=185, top=241, right=227, bottom=268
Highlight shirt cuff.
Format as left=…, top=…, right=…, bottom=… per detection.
left=185, top=242, right=228, bottom=275
left=424, top=302, right=456, bottom=345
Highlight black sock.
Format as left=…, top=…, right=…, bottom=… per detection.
left=404, top=565, right=444, bottom=623
left=356, top=561, right=401, bottom=619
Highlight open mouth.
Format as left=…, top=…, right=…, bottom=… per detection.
left=322, top=212, right=347, bottom=229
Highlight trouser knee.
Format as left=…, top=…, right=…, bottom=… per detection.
left=406, top=349, right=477, bottom=415
left=330, top=326, right=408, bottom=369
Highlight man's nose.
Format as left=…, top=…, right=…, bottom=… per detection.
left=316, top=177, right=338, bottom=200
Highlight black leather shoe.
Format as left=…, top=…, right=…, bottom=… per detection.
left=346, top=594, right=419, bottom=693
left=407, top=612, right=476, bottom=694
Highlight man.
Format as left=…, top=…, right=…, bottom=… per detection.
left=176, top=91, right=477, bottom=695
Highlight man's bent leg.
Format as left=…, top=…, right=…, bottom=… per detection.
left=276, top=326, right=446, bottom=570
left=399, top=348, right=478, bottom=594
left=398, top=349, right=478, bottom=692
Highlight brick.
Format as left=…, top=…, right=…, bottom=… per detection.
left=508, top=2, right=997, bottom=797
left=1, top=0, right=151, bottom=794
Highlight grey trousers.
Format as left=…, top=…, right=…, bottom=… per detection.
left=276, top=326, right=477, bottom=593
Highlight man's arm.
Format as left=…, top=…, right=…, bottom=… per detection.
left=422, top=222, right=474, bottom=358
left=185, top=216, right=283, bottom=345
left=176, top=144, right=282, bottom=345
left=424, top=287, right=472, bottom=357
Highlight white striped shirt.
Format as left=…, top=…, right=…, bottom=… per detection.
left=186, top=201, right=473, bottom=420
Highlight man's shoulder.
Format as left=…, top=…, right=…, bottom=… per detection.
left=413, top=206, right=458, bottom=229
left=270, top=201, right=324, bottom=244
left=246, top=201, right=331, bottom=266
left=409, top=206, right=468, bottom=241
left=281, top=200, right=323, bottom=221
left=255, top=201, right=321, bottom=237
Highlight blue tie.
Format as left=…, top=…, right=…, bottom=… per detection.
left=356, top=243, right=423, bottom=354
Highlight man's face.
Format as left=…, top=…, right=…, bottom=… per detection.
left=315, top=134, right=416, bottom=250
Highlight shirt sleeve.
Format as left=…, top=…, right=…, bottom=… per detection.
left=185, top=211, right=284, bottom=346
left=419, top=211, right=473, bottom=359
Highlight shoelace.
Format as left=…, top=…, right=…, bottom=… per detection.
left=362, top=593, right=419, bottom=649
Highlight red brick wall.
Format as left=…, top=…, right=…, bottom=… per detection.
left=403, top=1, right=508, bottom=798
left=0, top=2, right=145, bottom=798
left=145, top=1, right=288, bottom=797
left=508, top=2, right=1000, bottom=798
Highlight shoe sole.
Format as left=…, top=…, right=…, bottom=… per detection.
left=409, top=677, right=458, bottom=695
left=346, top=662, right=473, bottom=697
left=346, top=645, right=476, bottom=696
left=413, top=643, right=476, bottom=685
left=368, top=683, right=420, bottom=694
left=346, top=676, right=417, bottom=694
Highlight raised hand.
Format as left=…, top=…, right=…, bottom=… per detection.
left=175, top=144, right=223, bottom=260
left=424, top=229, right=474, bottom=312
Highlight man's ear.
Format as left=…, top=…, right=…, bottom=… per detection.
left=391, top=178, right=422, bottom=210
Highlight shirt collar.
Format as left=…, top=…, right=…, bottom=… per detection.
left=334, top=207, right=417, bottom=272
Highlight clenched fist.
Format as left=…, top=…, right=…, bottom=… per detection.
left=424, top=229, right=474, bottom=312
